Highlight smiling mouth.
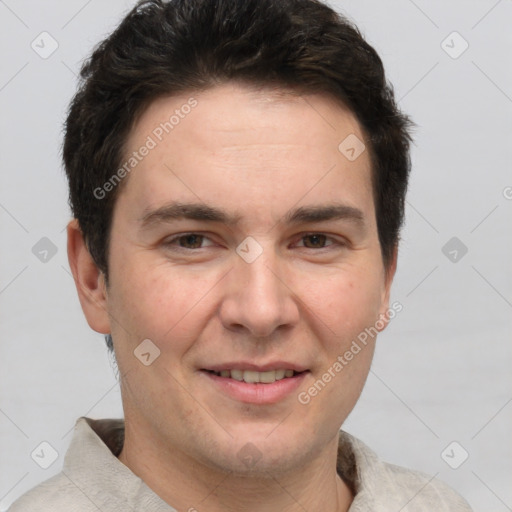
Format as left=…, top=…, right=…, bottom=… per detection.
left=202, top=369, right=306, bottom=384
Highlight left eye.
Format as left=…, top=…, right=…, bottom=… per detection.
left=296, top=234, right=336, bottom=249
left=165, top=234, right=214, bottom=249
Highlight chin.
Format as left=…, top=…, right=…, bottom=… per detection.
left=202, top=426, right=310, bottom=476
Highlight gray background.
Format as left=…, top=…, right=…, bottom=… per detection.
left=1, top=0, right=511, bottom=510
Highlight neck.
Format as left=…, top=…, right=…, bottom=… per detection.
left=117, top=420, right=353, bottom=512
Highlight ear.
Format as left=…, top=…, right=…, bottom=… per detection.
left=376, top=244, right=398, bottom=332
left=67, top=219, right=111, bottom=334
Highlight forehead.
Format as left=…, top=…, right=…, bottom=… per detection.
left=118, top=83, right=374, bottom=229
left=131, top=82, right=364, bottom=145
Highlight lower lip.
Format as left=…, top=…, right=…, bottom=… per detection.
left=200, top=370, right=309, bottom=404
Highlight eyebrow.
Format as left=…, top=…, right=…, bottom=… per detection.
left=139, top=201, right=366, bottom=229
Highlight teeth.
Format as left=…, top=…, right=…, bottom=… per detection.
left=230, top=369, right=244, bottom=381
left=259, top=370, right=277, bottom=383
left=212, top=369, right=298, bottom=383
left=244, top=370, right=260, bottom=383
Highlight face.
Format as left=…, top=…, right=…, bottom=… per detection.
left=96, top=83, right=395, bottom=474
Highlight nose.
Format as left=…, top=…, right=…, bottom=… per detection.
left=218, top=245, right=300, bottom=339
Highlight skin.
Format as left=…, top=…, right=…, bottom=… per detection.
left=68, top=82, right=397, bottom=512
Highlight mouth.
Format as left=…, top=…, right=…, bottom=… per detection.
left=202, top=368, right=304, bottom=383
left=199, top=365, right=310, bottom=404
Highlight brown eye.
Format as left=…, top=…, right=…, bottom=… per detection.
left=176, top=234, right=204, bottom=249
left=164, top=233, right=213, bottom=250
left=302, top=234, right=328, bottom=248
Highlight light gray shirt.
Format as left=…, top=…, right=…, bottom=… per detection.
left=8, top=417, right=473, bottom=511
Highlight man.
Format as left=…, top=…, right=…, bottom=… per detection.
left=9, top=0, right=473, bottom=510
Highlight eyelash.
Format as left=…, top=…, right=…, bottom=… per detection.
left=163, top=233, right=346, bottom=251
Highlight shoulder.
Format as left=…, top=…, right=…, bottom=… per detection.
left=339, top=431, right=473, bottom=511
left=379, top=460, right=473, bottom=511
left=8, top=471, right=100, bottom=512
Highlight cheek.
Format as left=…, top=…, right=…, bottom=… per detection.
left=307, top=267, right=385, bottom=343
left=300, top=275, right=381, bottom=421
left=108, top=256, right=219, bottom=350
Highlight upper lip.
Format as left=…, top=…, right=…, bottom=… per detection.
left=202, top=361, right=309, bottom=372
